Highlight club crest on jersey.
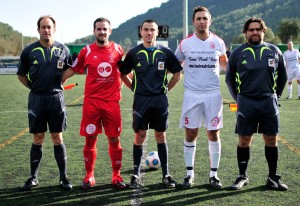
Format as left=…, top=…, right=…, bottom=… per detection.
left=211, top=117, right=220, bottom=127
left=108, top=55, right=114, bottom=63
left=268, top=59, right=275, bottom=67
left=210, top=42, right=215, bottom=49
left=86, top=124, right=96, bottom=134
left=97, top=62, right=112, bottom=77
left=158, top=62, right=164, bottom=70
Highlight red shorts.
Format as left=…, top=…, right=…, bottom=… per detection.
left=80, top=97, right=122, bottom=137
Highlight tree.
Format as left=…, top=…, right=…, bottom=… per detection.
left=120, top=38, right=132, bottom=53
left=277, top=18, right=300, bottom=43
left=233, top=34, right=245, bottom=44
left=265, top=28, right=281, bottom=44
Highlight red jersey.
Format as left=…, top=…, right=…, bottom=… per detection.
left=72, top=42, right=124, bottom=101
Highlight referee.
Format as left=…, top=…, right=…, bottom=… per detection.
left=17, top=15, right=72, bottom=191
left=120, top=19, right=182, bottom=189
left=225, top=17, right=288, bottom=191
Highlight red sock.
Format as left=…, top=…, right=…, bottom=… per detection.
left=83, top=137, right=98, bottom=177
left=108, top=139, right=122, bottom=177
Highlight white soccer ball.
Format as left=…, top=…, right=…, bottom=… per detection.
left=146, top=151, right=161, bottom=169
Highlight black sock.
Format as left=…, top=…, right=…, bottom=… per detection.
left=237, top=146, right=250, bottom=176
left=54, top=143, right=67, bottom=178
left=30, top=144, right=42, bottom=179
left=157, top=142, right=168, bottom=177
left=265, top=146, right=278, bottom=177
left=133, top=144, right=143, bottom=176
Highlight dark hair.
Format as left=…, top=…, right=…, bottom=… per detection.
left=93, top=17, right=111, bottom=29
left=192, top=6, right=211, bottom=21
left=37, top=15, right=56, bottom=29
left=140, top=19, right=158, bottom=29
left=243, top=17, right=267, bottom=33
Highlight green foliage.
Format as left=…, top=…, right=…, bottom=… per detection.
left=0, top=22, right=37, bottom=56
left=277, top=18, right=300, bottom=43
left=108, top=0, right=300, bottom=51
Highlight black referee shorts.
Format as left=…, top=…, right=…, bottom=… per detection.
left=28, top=91, right=67, bottom=133
left=132, top=93, right=169, bottom=133
left=235, top=94, right=279, bottom=136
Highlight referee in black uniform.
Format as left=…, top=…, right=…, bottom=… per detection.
left=226, top=17, right=288, bottom=191
left=120, top=19, right=182, bottom=189
left=17, top=15, right=72, bottom=191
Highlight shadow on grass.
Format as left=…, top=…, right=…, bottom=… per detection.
left=140, top=184, right=269, bottom=206
left=0, top=182, right=273, bottom=206
left=121, top=168, right=160, bottom=175
left=0, top=184, right=134, bottom=206
left=66, top=104, right=83, bottom=107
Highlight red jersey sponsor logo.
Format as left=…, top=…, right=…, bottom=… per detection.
left=97, top=62, right=112, bottom=77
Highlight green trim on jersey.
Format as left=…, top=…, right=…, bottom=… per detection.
left=242, top=46, right=272, bottom=61
left=31, top=46, right=62, bottom=61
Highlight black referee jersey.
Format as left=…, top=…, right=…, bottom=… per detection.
left=17, top=41, right=72, bottom=93
left=120, top=44, right=182, bottom=96
left=226, top=42, right=287, bottom=101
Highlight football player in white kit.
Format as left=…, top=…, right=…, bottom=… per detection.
left=283, top=41, right=300, bottom=99
left=175, top=6, right=228, bottom=189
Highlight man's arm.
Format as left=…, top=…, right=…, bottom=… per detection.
left=17, top=75, right=29, bottom=88
left=168, top=71, right=181, bottom=92
left=276, top=54, right=288, bottom=98
left=120, top=73, right=132, bottom=89
left=219, top=54, right=228, bottom=71
left=225, top=55, right=238, bottom=101
left=62, top=68, right=75, bottom=84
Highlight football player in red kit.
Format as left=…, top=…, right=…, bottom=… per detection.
left=62, top=17, right=126, bottom=189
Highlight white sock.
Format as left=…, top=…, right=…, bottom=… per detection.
left=209, top=140, right=221, bottom=178
left=288, top=85, right=292, bottom=96
left=298, top=84, right=300, bottom=96
left=184, top=140, right=196, bottom=178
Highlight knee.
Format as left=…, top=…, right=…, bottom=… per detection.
left=207, top=130, right=220, bottom=141
left=33, top=133, right=45, bottom=145
left=108, top=136, right=122, bottom=149
left=134, top=132, right=146, bottom=145
left=238, top=136, right=252, bottom=147
left=108, top=136, right=120, bottom=143
left=51, top=133, right=63, bottom=145
left=186, top=130, right=198, bottom=142
left=85, top=136, right=98, bottom=149
left=155, top=132, right=166, bottom=144
left=264, top=137, right=277, bottom=147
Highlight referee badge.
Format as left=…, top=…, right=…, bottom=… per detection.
left=268, top=59, right=275, bottom=67
left=158, top=62, right=164, bottom=70
left=57, top=60, right=64, bottom=69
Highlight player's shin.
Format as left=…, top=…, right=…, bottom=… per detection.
left=83, top=136, right=98, bottom=177
left=209, top=140, right=221, bottom=178
left=184, top=140, right=196, bottom=178
left=108, top=138, right=123, bottom=176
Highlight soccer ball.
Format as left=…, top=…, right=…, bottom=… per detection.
left=146, top=151, right=161, bottom=169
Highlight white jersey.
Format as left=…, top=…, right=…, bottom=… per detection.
left=175, top=32, right=226, bottom=93
left=283, top=49, right=300, bottom=70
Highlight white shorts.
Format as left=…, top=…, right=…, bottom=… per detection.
left=287, top=68, right=300, bottom=82
left=180, top=90, right=223, bottom=130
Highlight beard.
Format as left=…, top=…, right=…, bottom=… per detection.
left=247, top=35, right=262, bottom=45
left=199, top=29, right=205, bottom=34
left=97, top=39, right=105, bottom=45
left=96, top=36, right=106, bottom=45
